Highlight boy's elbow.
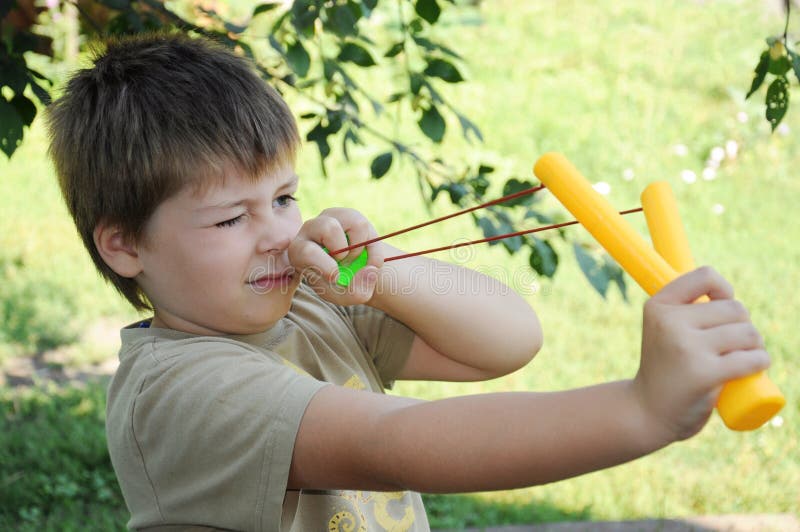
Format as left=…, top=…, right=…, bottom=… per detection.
left=514, top=312, right=544, bottom=369
left=491, top=309, right=543, bottom=378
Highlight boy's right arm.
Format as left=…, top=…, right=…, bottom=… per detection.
left=287, top=267, right=770, bottom=492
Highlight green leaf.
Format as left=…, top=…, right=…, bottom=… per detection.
left=285, top=40, right=310, bottom=76
left=418, top=105, right=445, bottom=142
left=493, top=211, right=521, bottom=253
left=29, top=79, right=51, bottom=105
left=410, top=73, right=424, bottom=94
left=529, top=238, right=558, bottom=277
left=524, top=208, right=553, bottom=224
left=11, top=94, right=36, bottom=127
left=291, top=0, right=319, bottom=38
left=746, top=51, right=769, bottom=99
left=501, top=178, right=536, bottom=207
left=468, top=174, right=489, bottom=197
left=574, top=243, right=610, bottom=297
left=446, top=183, right=468, bottom=204
left=385, top=42, right=405, bottom=58
left=423, top=58, right=464, bottom=83
left=412, top=36, right=462, bottom=59
left=476, top=216, right=498, bottom=241
left=338, top=42, right=376, bottom=67
left=0, top=98, right=24, bottom=158
left=1, top=56, right=29, bottom=94
left=768, top=55, right=791, bottom=76
left=766, top=76, right=789, bottom=131
left=370, top=152, right=393, bottom=179
left=326, top=4, right=359, bottom=37
left=306, top=121, right=332, bottom=160
left=253, top=2, right=281, bottom=16
left=415, top=0, right=441, bottom=24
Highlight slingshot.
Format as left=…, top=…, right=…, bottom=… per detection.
left=327, top=153, right=786, bottom=430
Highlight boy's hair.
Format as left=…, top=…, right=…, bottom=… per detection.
left=46, top=32, right=300, bottom=311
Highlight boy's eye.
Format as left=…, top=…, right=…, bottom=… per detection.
left=274, top=194, right=298, bottom=208
left=215, top=214, right=244, bottom=228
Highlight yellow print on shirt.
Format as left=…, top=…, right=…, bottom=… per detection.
left=328, top=491, right=415, bottom=532
left=343, top=374, right=367, bottom=390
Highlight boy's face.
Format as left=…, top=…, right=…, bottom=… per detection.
left=135, top=162, right=303, bottom=335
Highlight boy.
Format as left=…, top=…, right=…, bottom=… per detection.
left=46, top=33, right=770, bottom=531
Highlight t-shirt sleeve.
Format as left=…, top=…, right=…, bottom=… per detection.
left=343, top=304, right=416, bottom=388
left=128, top=340, right=327, bottom=531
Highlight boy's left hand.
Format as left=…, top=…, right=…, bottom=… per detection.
left=288, top=208, right=385, bottom=305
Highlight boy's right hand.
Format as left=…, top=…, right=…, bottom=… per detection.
left=633, top=266, right=770, bottom=444
left=288, top=208, right=386, bottom=306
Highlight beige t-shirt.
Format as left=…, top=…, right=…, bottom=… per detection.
left=106, top=283, right=429, bottom=531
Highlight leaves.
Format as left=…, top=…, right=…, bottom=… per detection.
left=746, top=51, right=769, bottom=99
left=338, top=42, right=376, bottom=67
left=415, top=0, right=441, bottom=24
left=766, top=75, right=789, bottom=131
left=419, top=105, right=446, bottom=142
left=529, top=238, right=558, bottom=278
left=370, top=152, right=393, bottom=179
left=0, top=98, right=24, bottom=158
left=501, top=178, right=537, bottom=207
left=573, top=244, right=627, bottom=300
left=423, top=58, right=464, bottom=83
left=253, top=2, right=281, bottom=17
left=285, top=40, right=311, bottom=76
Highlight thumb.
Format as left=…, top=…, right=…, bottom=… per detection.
left=652, top=266, right=734, bottom=305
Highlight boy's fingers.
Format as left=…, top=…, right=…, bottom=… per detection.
left=308, top=215, right=349, bottom=261
left=293, top=243, right=339, bottom=283
left=653, top=266, right=734, bottom=305
left=684, top=299, right=751, bottom=329
left=704, top=322, right=764, bottom=354
left=715, top=349, right=771, bottom=383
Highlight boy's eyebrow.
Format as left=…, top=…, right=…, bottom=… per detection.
left=279, top=175, right=300, bottom=190
left=197, top=175, right=299, bottom=211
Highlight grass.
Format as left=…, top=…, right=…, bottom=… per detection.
left=1, top=0, right=798, bottom=528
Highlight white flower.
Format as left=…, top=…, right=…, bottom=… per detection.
left=622, top=168, right=635, bottom=181
left=711, top=203, right=725, bottom=215
left=777, top=123, right=790, bottom=136
left=736, top=111, right=749, bottom=123
left=710, top=146, right=726, bottom=163
left=702, top=167, right=717, bottom=181
left=725, top=140, right=739, bottom=160
left=593, top=181, right=611, bottom=195
left=672, top=144, right=689, bottom=156
left=770, top=415, right=784, bottom=428
left=680, top=170, right=697, bottom=184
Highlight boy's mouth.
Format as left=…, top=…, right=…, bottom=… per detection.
left=247, top=269, right=295, bottom=292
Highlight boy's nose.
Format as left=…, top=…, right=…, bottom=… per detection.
left=256, top=220, right=296, bottom=255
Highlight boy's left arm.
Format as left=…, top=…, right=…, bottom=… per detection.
left=287, top=208, right=541, bottom=382
left=369, top=243, right=543, bottom=381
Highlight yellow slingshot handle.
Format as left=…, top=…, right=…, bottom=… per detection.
left=533, top=153, right=785, bottom=431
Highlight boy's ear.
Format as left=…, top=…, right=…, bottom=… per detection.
left=93, top=222, right=143, bottom=278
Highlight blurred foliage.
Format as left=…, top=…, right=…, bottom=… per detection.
left=0, top=383, right=128, bottom=530
left=0, top=251, right=81, bottom=354
left=0, top=0, right=627, bottom=305
left=746, top=0, right=800, bottom=131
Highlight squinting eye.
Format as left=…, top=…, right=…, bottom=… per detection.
left=215, top=215, right=244, bottom=228
left=274, top=194, right=298, bottom=208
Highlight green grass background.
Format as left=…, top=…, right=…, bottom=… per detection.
left=2, top=0, right=798, bottom=529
